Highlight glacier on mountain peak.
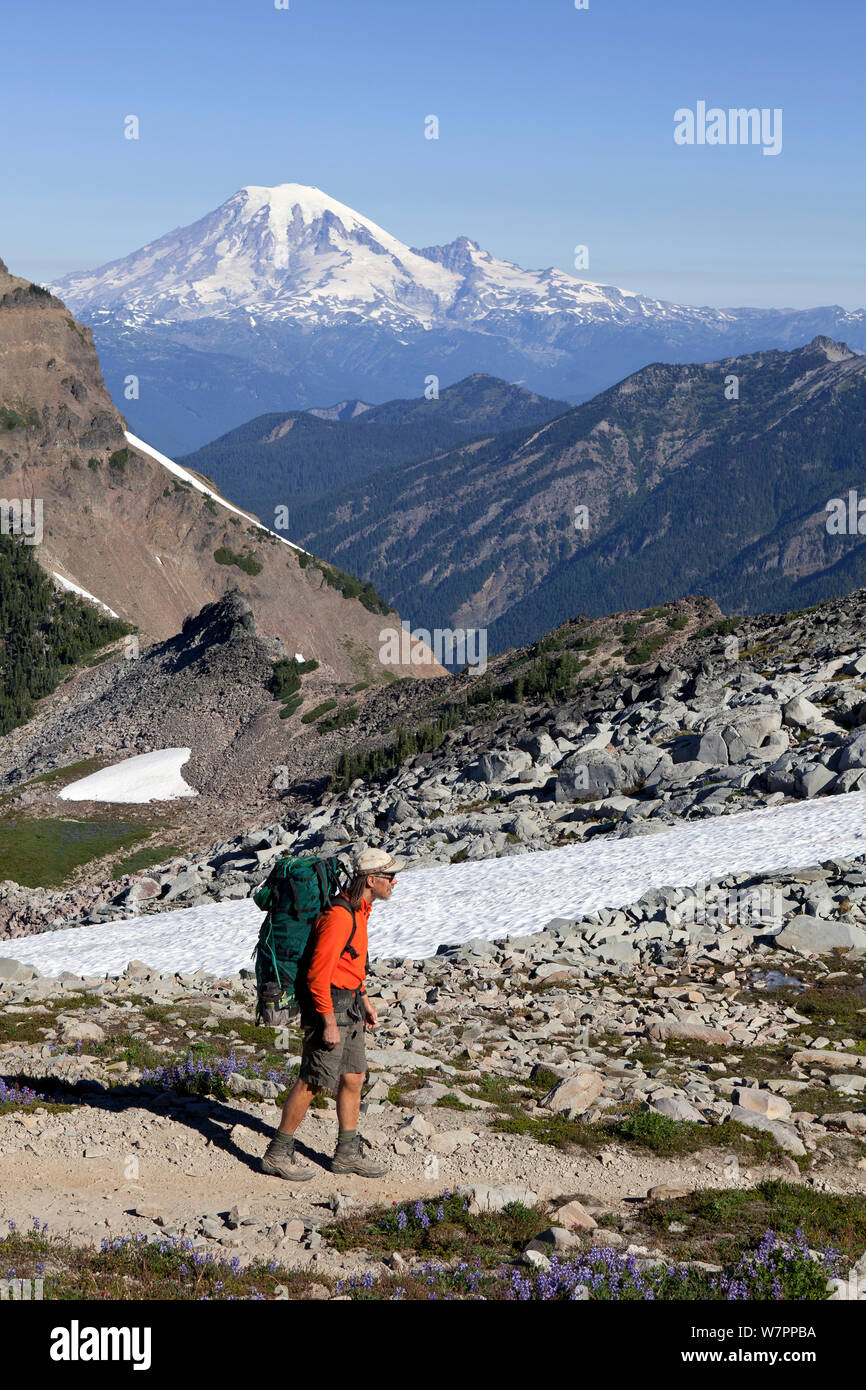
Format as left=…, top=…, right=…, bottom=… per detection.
left=51, top=181, right=670, bottom=333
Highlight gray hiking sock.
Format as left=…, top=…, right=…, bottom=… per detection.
left=336, top=1129, right=356, bottom=1145
left=273, top=1130, right=295, bottom=1146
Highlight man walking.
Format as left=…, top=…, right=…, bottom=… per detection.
left=260, top=848, right=399, bottom=1180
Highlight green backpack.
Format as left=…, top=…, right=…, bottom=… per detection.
left=252, top=854, right=353, bottom=1025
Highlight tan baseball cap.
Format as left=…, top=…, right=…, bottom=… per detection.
left=354, top=847, right=403, bottom=875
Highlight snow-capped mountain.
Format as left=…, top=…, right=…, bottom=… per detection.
left=53, top=182, right=720, bottom=333
left=51, top=184, right=866, bottom=453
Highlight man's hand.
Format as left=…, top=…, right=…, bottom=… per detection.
left=321, top=1014, right=340, bottom=1049
left=362, top=996, right=378, bottom=1031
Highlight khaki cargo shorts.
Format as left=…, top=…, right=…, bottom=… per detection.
left=299, top=990, right=367, bottom=1094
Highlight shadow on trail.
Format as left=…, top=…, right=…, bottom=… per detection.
left=6, top=1072, right=331, bottom=1174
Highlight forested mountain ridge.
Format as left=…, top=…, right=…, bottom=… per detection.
left=289, top=336, right=866, bottom=651
left=177, top=374, right=570, bottom=523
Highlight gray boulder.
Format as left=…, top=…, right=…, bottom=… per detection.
left=58, top=1017, right=106, bottom=1044
left=648, top=1094, right=707, bottom=1124
left=476, top=749, right=532, bottom=784
left=775, top=914, right=866, bottom=955
left=795, top=764, right=836, bottom=798
left=541, top=1068, right=603, bottom=1118
left=728, top=1104, right=806, bottom=1156
left=783, top=695, right=823, bottom=729
left=555, top=754, right=625, bottom=803
left=225, top=1073, right=281, bottom=1100
left=458, top=1184, right=538, bottom=1213
left=0, top=957, right=40, bottom=981
left=839, top=731, right=866, bottom=772
left=520, top=731, right=561, bottom=765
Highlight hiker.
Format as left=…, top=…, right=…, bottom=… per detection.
left=260, top=848, right=399, bottom=1180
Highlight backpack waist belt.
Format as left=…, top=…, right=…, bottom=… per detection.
left=330, top=984, right=365, bottom=1022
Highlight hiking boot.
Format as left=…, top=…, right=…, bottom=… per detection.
left=330, top=1134, right=390, bottom=1178
left=261, top=1133, right=315, bottom=1181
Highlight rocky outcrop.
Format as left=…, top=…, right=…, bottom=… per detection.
left=0, top=254, right=439, bottom=680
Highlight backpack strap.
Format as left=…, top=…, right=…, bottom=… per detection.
left=312, top=858, right=331, bottom=907
left=330, top=895, right=359, bottom=960
left=278, top=858, right=300, bottom=917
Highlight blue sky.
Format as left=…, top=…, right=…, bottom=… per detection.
left=2, top=0, right=863, bottom=308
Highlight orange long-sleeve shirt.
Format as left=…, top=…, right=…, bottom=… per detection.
left=306, top=899, right=369, bottom=1016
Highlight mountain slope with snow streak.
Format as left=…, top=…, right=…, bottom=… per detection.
left=125, top=432, right=308, bottom=554
left=16, top=789, right=866, bottom=977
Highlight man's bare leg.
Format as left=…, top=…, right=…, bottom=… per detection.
left=277, top=1077, right=317, bottom=1135
left=336, top=1072, right=364, bottom=1133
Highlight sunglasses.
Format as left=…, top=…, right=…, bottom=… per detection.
left=374, top=871, right=396, bottom=880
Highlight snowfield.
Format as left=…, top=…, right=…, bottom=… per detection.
left=14, top=790, right=866, bottom=978
left=57, top=749, right=197, bottom=804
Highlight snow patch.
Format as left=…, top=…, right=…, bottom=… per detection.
left=15, top=789, right=866, bottom=977
left=57, top=748, right=197, bottom=804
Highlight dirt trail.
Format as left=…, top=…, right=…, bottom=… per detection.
left=2, top=1095, right=862, bottom=1277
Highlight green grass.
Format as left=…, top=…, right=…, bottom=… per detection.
left=0, top=818, right=154, bottom=887
left=457, top=1071, right=796, bottom=1162
left=213, top=546, right=262, bottom=575
left=269, top=656, right=319, bottom=718
left=0, top=993, right=101, bottom=1046
left=0, top=758, right=105, bottom=800
left=0, top=1100, right=75, bottom=1116
left=625, top=631, right=668, bottom=665
left=93, top=1032, right=166, bottom=1072
left=111, top=843, right=182, bottom=878
left=773, top=980, right=866, bottom=1044
left=695, top=617, right=741, bottom=640
left=322, top=1191, right=546, bottom=1265
left=300, top=699, right=337, bottom=724
left=317, top=703, right=359, bottom=734
left=0, top=399, right=40, bottom=430
left=642, top=1179, right=866, bottom=1266
left=0, top=1227, right=325, bottom=1301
